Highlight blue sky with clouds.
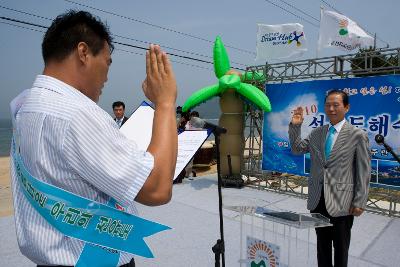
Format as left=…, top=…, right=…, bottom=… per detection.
left=1, top=0, right=399, bottom=119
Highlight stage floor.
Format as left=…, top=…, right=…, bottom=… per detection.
left=1, top=174, right=399, bottom=266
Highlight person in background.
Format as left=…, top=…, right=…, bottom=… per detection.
left=174, top=110, right=201, bottom=183
left=178, top=111, right=190, bottom=132
left=183, top=111, right=202, bottom=179
left=113, top=101, right=129, bottom=128
left=185, top=111, right=201, bottom=130
left=176, top=105, right=183, bottom=128
left=288, top=90, right=371, bottom=267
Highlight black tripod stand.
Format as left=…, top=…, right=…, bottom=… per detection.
left=210, top=126, right=227, bottom=267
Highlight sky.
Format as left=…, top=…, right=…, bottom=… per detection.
left=1, top=0, right=400, bottom=120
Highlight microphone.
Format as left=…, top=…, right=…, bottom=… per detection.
left=375, top=134, right=400, bottom=164
left=190, top=117, right=227, bottom=134
left=375, top=134, right=384, bottom=145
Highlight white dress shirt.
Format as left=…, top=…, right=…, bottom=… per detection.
left=10, top=75, right=154, bottom=265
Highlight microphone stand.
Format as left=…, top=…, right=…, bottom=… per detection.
left=382, top=142, right=400, bottom=164
left=376, top=134, right=400, bottom=164
left=210, top=126, right=227, bottom=267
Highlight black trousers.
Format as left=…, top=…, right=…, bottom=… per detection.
left=37, top=258, right=135, bottom=267
left=311, top=192, right=354, bottom=267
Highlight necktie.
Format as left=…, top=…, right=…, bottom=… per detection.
left=325, top=126, right=336, bottom=159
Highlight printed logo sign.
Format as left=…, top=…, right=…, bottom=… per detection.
left=247, top=236, right=280, bottom=267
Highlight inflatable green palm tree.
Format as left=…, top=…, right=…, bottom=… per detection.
left=182, top=36, right=272, bottom=177
left=182, top=37, right=271, bottom=112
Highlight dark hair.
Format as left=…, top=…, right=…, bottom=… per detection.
left=112, top=101, right=125, bottom=109
left=325, top=90, right=349, bottom=107
left=190, top=111, right=199, bottom=118
left=42, top=10, right=113, bottom=63
left=181, top=111, right=191, bottom=121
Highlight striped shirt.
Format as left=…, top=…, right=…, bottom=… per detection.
left=10, top=75, right=154, bottom=265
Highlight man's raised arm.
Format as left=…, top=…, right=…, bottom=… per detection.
left=135, top=44, right=178, bottom=206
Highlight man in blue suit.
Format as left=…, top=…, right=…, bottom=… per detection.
left=289, top=90, right=371, bottom=267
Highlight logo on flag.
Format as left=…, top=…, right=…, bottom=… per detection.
left=287, top=31, right=305, bottom=46
left=338, top=19, right=349, bottom=36
left=256, top=23, right=307, bottom=61
left=318, top=10, right=374, bottom=51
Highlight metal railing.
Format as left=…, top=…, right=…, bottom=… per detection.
left=243, top=173, right=400, bottom=217
left=247, top=47, right=400, bottom=83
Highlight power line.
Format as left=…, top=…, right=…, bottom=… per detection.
left=0, top=5, right=52, bottom=21
left=113, top=42, right=239, bottom=70
left=63, top=0, right=256, bottom=55
left=0, top=21, right=213, bottom=71
left=0, top=16, right=245, bottom=71
left=319, top=0, right=340, bottom=13
left=115, top=48, right=213, bottom=71
left=0, top=5, right=247, bottom=67
left=114, top=41, right=245, bottom=70
left=278, top=0, right=319, bottom=22
left=113, top=34, right=247, bottom=67
left=0, top=16, right=47, bottom=28
left=263, top=0, right=319, bottom=27
left=0, top=21, right=45, bottom=33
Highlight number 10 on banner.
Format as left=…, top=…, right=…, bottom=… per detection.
left=291, top=104, right=318, bottom=116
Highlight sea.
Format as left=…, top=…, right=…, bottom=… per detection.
left=0, top=98, right=223, bottom=156
left=0, top=119, right=12, bottom=157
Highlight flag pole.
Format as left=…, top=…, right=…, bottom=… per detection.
left=316, top=6, right=323, bottom=59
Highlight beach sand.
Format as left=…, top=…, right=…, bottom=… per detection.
left=0, top=156, right=13, bottom=217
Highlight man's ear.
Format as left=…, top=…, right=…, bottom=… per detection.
left=77, top=42, right=90, bottom=64
left=345, top=104, right=350, bottom=113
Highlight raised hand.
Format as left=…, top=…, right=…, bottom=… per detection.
left=142, top=44, right=177, bottom=107
left=291, top=106, right=304, bottom=125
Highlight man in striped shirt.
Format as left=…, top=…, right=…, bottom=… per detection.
left=289, top=90, right=370, bottom=267
left=10, top=10, right=177, bottom=266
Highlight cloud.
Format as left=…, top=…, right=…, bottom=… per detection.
left=267, top=93, right=320, bottom=138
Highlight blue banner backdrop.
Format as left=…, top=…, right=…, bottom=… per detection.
left=262, top=74, right=400, bottom=186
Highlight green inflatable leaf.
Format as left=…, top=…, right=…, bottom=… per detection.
left=237, top=83, right=272, bottom=112
left=213, top=36, right=230, bottom=79
left=182, top=84, right=220, bottom=112
left=242, top=71, right=266, bottom=83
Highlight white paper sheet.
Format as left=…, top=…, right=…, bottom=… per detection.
left=120, top=103, right=209, bottom=180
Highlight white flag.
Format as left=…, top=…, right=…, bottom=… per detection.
left=318, top=10, right=374, bottom=51
left=256, top=23, right=307, bottom=61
